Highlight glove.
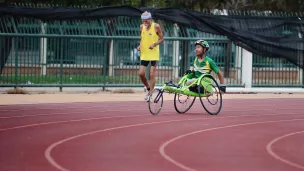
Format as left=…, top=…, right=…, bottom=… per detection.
left=219, top=84, right=226, bottom=93
left=184, top=70, right=194, bottom=75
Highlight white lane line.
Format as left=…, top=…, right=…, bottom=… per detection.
left=1, top=106, right=302, bottom=119
left=44, top=114, right=304, bottom=171
left=159, top=119, right=304, bottom=171
left=266, top=131, right=304, bottom=170
left=0, top=102, right=142, bottom=112
left=0, top=107, right=159, bottom=119
left=0, top=114, right=153, bottom=131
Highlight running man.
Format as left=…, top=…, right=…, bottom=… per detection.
left=184, top=40, right=226, bottom=93
left=137, top=11, right=164, bottom=101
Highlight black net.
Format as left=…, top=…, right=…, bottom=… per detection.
left=0, top=4, right=303, bottom=70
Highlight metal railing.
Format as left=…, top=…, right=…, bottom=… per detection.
left=0, top=5, right=303, bottom=89
left=0, top=34, right=242, bottom=89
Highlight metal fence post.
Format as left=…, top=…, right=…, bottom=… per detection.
left=14, top=37, right=18, bottom=89
left=103, top=40, right=108, bottom=91
left=59, top=38, right=63, bottom=92
left=302, top=67, right=304, bottom=88
left=302, top=57, right=304, bottom=88
left=40, top=22, right=47, bottom=76
left=242, top=48, right=253, bottom=88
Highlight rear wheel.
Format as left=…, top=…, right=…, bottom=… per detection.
left=198, top=75, right=222, bottom=115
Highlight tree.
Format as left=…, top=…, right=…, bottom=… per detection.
left=1, top=0, right=304, bottom=11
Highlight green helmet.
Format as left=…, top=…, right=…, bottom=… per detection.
left=195, top=40, right=209, bottom=51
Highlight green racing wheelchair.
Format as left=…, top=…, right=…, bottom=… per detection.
left=148, top=72, right=224, bottom=115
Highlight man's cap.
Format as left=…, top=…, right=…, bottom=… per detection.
left=141, top=11, right=152, bottom=20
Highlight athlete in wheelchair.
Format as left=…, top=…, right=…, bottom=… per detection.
left=148, top=40, right=227, bottom=115
left=184, top=40, right=226, bottom=94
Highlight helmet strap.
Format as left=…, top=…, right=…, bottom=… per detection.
left=198, top=53, right=205, bottom=59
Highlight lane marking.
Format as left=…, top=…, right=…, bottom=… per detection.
left=0, top=107, right=164, bottom=119
left=266, top=131, right=304, bottom=170
left=1, top=107, right=302, bottom=119
left=159, top=119, right=304, bottom=171
left=44, top=115, right=304, bottom=171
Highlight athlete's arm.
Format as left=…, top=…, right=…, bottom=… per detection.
left=137, top=24, right=143, bottom=51
left=214, top=67, right=225, bottom=92
left=208, top=59, right=224, bottom=84
left=209, top=58, right=226, bottom=92
left=153, top=23, right=164, bottom=47
left=217, top=71, right=226, bottom=93
left=217, top=71, right=225, bottom=84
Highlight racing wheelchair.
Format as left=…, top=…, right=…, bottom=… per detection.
left=148, top=71, right=225, bottom=115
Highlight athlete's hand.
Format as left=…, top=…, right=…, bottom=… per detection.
left=219, top=84, right=226, bottom=93
left=184, top=70, right=194, bottom=75
left=137, top=45, right=141, bottom=51
left=149, top=43, right=156, bottom=49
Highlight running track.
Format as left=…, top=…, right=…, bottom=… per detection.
left=0, top=98, right=304, bottom=171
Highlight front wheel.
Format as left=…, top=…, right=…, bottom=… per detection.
left=148, top=88, right=164, bottom=115
left=198, top=75, right=222, bottom=115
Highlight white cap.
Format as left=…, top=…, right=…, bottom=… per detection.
left=141, top=11, right=152, bottom=19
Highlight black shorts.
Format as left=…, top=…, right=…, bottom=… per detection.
left=140, top=60, right=158, bottom=67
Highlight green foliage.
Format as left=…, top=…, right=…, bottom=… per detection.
left=2, top=0, right=304, bottom=12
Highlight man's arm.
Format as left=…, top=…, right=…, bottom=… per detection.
left=137, top=24, right=143, bottom=51
left=154, top=23, right=164, bottom=46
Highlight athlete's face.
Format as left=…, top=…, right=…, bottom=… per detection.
left=142, top=18, right=152, bottom=27
left=195, top=45, right=204, bottom=56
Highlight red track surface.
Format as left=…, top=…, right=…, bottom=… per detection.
left=1, top=98, right=304, bottom=171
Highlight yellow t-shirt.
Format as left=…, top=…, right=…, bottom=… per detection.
left=140, top=22, right=160, bottom=61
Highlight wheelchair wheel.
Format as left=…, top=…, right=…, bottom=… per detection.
left=148, top=88, right=164, bottom=115
left=173, top=78, right=196, bottom=114
left=174, top=93, right=196, bottom=114
left=198, top=75, right=222, bottom=115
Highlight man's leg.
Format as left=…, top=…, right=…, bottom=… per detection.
left=139, top=60, right=150, bottom=101
left=149, top=61, right=158, bottom=92
left=139, top=60, right=150, bottom=89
